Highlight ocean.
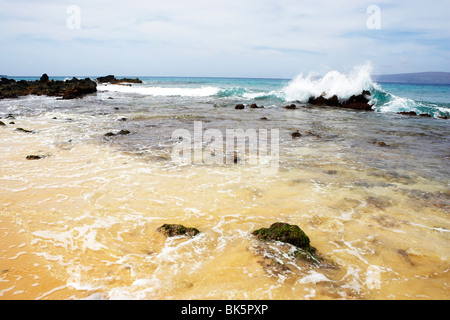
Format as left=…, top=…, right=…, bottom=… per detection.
left=0, top=65, right=449, bottom=299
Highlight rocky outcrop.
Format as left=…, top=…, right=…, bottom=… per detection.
left=252, top=222, right=323, bottom=263
left=0, top=75, right=97, bottom=100
left=307, top=90, right=373, bottom=111
left=96, top=75, right=142, bottom=84
left=397, top=111, right=417, bottom=116
left=252, top=222, right=311, bottom=249
left=157, top=224, right=200, bottom=237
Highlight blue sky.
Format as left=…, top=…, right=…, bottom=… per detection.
left=0, top=0, right=449, bottom=77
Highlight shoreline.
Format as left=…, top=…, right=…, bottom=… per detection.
left=0, top=103, right=449, bottom=299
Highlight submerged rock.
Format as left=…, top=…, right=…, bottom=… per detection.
left=372, top=140, right=390, bottom=147
left=291, top=130, right=302, bottom=138
left=157, top=224, right=200, bottom=237
left=284, top=104, right=297, bottom=109
left=104, top=129, right=131, bottom=137
left=235, top=104, right=245, bottom=110
left=15, top=128, right=33, bottom=133
left=26, top=155, right=43, bottom=160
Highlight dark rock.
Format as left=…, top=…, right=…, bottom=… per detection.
left=397, top=111, right=417, bottom=116
left=96, top=75, right=142, bottom=84
left=0, top=121, right=5, bottom=126
left=104, top=129, right=130, bottom=137
left=284, top=104, right=297, bottom=109
left=15, top=128, right=33, bottom=133
left=0, top=75, right=96, bottom=100
left=372, top=140, right=389, bottom=147
left=252, top=222, right=310, bottom=249
left=9, top=121, right=14, bottom=124
left=26, top=155, right=43, bottom=160
left=306, top=131, right=321, bottom=138
left=342, top=91, right=373, bottom=110
left=40, top=74, right=49, bottom=83
left=118, top=118, right=128, bottom=121
left=419, top=113, right=431, bottom=118
left=307, top=91, right=373, bottom=111
left=291, top=130, right=302, bottom=138
left=252, top=222, right=333, bottom=266
left=250, top=103, right=263, bottom=108
left=157, top=224, right=200, bottom=237
left=260, top=117, right=268, bottom=120
left=235, top=104, right=245, bottom=110
left=308, top=94, right=341, bottom=107
left=438, top=116, right=448, bottom=119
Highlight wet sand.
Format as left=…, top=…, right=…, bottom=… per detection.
left=0, top=96, right=449, bottom=300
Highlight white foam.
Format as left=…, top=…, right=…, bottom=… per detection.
left=281, top=63, right=377, bottom=102
left=297, top=270, right=331, bottom=284
left=99, top=84, right=220, bottom=97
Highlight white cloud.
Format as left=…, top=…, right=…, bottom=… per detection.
left=0, top=0, right=448, bottom=76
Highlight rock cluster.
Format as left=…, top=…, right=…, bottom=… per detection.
left=308, top=90, right=373, bottom=111
left=0, top=74, right=97, bottom=100
left=96, top=75, right=142, bottom=84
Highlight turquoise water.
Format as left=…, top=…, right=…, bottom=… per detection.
left=9, top=73, right=450, bottom=118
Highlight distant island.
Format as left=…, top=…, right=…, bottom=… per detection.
left=372, top=72, right=450, bottom=85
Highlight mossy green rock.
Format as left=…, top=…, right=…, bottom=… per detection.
left=252, top=222, right=311, bottom=248
left=157, top=224, right=200, bottom=237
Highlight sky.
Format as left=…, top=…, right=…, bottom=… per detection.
left=0, top=0, right=449, bottom=78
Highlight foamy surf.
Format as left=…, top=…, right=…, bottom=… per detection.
left=281, top=63, right=377, bottom=102
left=99, top=84, right=220, bottom=97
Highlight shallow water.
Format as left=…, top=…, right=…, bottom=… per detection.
left=0, top=79, right=449, bottom=300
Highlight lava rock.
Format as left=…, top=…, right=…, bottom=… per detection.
left=307, top=90, right=373, bottom=111
left=96, top=75, right=142, bottom=84
left=0, top=75, right=97, bottom=100
left=397, top=111, right=417, bottom=116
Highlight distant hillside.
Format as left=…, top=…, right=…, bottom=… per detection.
left=372, top=72, right=450, bottom=85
